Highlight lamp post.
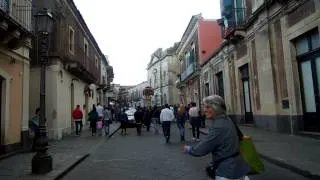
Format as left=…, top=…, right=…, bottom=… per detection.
left=32, top=8, right=54, bottom=174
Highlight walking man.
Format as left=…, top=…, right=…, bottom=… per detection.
left=160, top=104, right=175, bottom=143
left=134, top=106, right=144, bottom=136
left=72, top=105, right=83, bottom=136
left=189, top=102, right=200, bottom=141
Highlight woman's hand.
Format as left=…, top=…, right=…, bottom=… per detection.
left=183, top=145, right=191, bottom=154
left=242, top=135, right=251, bottom=140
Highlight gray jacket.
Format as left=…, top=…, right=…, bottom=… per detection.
left=189, top=115, right=250, bottom=179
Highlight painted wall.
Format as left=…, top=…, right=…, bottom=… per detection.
left=198, top=20, right=223, bottom=65
left=0, top=48, right=30, bottom=146
left=30, top=62, right=95, bottom=140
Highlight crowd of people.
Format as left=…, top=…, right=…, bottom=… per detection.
left=29, top=95, right=253, bottom=179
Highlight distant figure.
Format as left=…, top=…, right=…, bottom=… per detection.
left=176, top=104, right=187, bottom=142
left=189, top=102, right=200, bottom=141
left=134, top=106, right=144, bottom=136
left=72, top=105, right=83, bottom=136
left=103, top=106, right=112, bottom=135
left=29, top=108, right=40, bottom=152
left=120, top=109, right=128, bottom=135
left=143, top=107, right=152, bottom=131
left=160, top=104, right=175, bottom=143
left=88, top=105, right=99, bottom=136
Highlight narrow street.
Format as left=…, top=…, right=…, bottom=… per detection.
left=63, top=125, right=308, bottom=180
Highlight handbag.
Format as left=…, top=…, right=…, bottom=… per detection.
left=231, top=119, right=265, bottom=175
left=205, top=152, right=240, bottom=179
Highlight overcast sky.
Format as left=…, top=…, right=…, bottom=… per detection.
left=74, top=0, right=221, bottom=86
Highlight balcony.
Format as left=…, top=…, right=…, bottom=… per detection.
left=181, top=63, right=195, bottom=82
left=0, top=0, right=32, bottom=49
left=63, top=45, right=100, bottom=84
left=220, top=8, right=247, bottom=39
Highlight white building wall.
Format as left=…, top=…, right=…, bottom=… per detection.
left=30, top=62, right=96, bottom=140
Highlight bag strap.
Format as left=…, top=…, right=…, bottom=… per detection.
left=230, top=117, right=244, bottom=141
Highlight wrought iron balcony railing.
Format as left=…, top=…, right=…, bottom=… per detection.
left=0, top=0, right=32, bottom=31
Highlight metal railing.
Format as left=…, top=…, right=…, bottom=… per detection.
left=0, top=0, right=32, bottom=31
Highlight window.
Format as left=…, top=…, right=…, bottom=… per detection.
left=69, top=26, right=74, bottom=54
left=204, top=83, right=209, bottom=97
left=216, top=72, right=224, bottom=98
left=295, top=29, right=320, bottom=56
left=84, top=38, right=89, bottom=56
left=95, top=56, right=99, bottom=68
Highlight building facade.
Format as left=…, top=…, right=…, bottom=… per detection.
left=127, top=81, right=148, bottom=108
left=176, top=14, right=222, bottom=107
left=217, top=0, right=320, bottom=134
left=0, top=0, right=32, bottom=154
left=30, top=0, right=108, bottom=140
left=147, top=44, right=180, bottom=107
left=97, top=55, right=114, bottom=106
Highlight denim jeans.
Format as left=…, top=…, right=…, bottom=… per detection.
left=75, top=120, right=83, bottom=135
left=162, top=121, right=171, bottom=138
left=177, top=122, right=185, bottom=137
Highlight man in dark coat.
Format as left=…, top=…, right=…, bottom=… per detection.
left=134, top=106, right=144, bottom=136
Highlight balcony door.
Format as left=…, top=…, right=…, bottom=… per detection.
left=299, top=55, right=320, bottom=132
left=240, top=64, right=253, bottom=124
left=296, top=29, right=320, bottom=132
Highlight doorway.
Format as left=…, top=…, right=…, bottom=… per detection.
left=299, top=55, right=320, bottom=132
left=295, top=29, right=320, bottom=132
left=70, top=82, right=75, bottom=132
left=240, top=64, right=253, bottom=124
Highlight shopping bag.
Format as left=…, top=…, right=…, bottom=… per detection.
left=240, top=137, right=264, bottom=175
left=96, top=121, right=103, bottom=129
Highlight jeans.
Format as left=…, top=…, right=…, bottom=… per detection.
left=162, top=121, right=171, bottom=139
left=104, top=120, right=110, bottom=135
left=75, top=120, right=83, bottom=135
left=91, top=120, right=97, bottom=135
left=177, top=122, right=185, bottom=137
left=191, top=117, right=200, bottom=139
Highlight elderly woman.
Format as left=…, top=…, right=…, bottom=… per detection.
left=183, top=95, right=250, bottom=180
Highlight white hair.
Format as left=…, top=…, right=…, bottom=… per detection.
left=202, top=95, right=226, bottom=115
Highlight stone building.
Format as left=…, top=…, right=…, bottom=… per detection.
left=0, top=0, right=32, bottom=154
left=30, top=0, right=109, bottom=140
left=127, top=81, right=148, bottom=108
left=147, top=43, right=180, bottom=106
left=176, top=14, right=223, bottom=107
left=216, top=0, right=320, bottom=134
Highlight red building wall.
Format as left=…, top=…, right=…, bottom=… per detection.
left=198, top=20, right=222, bottom=65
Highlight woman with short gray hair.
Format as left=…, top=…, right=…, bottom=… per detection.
left=183, top=95, right=250, bottom=180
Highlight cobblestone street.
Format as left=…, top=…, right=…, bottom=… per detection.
left=63, top=125, right=308, bottom=180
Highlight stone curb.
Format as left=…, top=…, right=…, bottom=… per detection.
left=53, top=125, right=121, bottom=180
left=197, top=128, right=320, bottom=180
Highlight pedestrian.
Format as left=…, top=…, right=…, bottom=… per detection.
left=151, top=106, right=161, bottom=134
left=72, top=105, right=83, bottom=136
left=103, top=106, right=112, bottom=135
left=160, top=104, right=175, bottom=143
left=29, top=108, right=40, bottom=152
left=189, top=102, right=201, bottom=141
left=88, top=105, right=99, bottom=136
left=183, top=95, right=251, bottom=180
left=134, top=106, right=144, bottom=136
left=143, top=107, right=152, bottom=131
left=176, top=104, right=187, bottom=142
left=120, top=109, right=128, bottom=135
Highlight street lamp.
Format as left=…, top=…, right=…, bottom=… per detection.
left=32, top=8, right=54, bottom=174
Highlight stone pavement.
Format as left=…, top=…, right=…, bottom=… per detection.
left=198, top=121, right=320, bottom=179
left=63, top=124, right=308, bottom=180
left=0, top=122, right=120, bottom=180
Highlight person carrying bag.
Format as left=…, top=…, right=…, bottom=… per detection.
left=183, top=95, right=264, bottom=180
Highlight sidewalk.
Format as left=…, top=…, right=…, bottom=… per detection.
left=197, top=123, right=320, bottom=179
left=0, top=122, right=120, bottom=180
